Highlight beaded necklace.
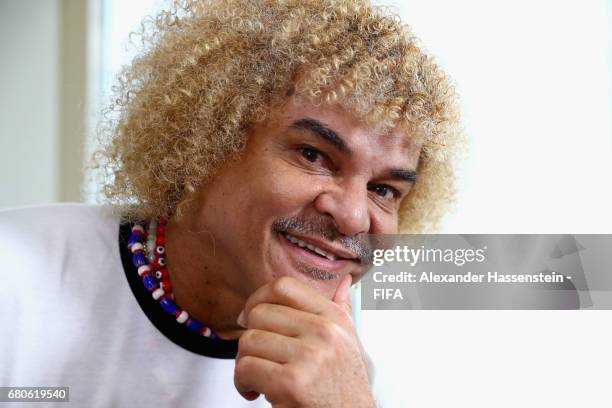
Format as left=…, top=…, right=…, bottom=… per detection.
left=127, top=220, right=219, bottom=339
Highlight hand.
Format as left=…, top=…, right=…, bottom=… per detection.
left=233, top=275, right=375, bottom=408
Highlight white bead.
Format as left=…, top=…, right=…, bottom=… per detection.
left=152, top=287, right=165, bottom=300
left=176, top=310, right=189, bottom=324
left=132, top=225, right=145, bottom=233
left=137, top=265, right=151, bottom=276
left=201, top=327, right=211, bottom=337
left=131, top=242, right=144, bottom=253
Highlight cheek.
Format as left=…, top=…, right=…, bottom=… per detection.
left=369, top=208, right=399, bottom=234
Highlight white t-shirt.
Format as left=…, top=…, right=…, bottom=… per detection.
left=0, top=204, right=271, bottom=407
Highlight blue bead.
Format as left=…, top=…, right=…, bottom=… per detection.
left=160, top=298, right=179, bottom=315
left=128, top=233, right=141, bottom=246
left=186, top=318, right=204, bottom=333
left=133, top=252, right=147, bottom=267
left=142, top=275, right=157, bottom=291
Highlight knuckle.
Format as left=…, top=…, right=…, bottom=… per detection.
left=248, top=303, right=268, bottom=324
left=271, top=276, right=293, bottom=298
left=300, top=342, right=318, bottom=357
left=238, top=329, right=256, bottom=350
left=234, top=355, right=254, bottom=377
left=300, top=341, right=325, bottom=366
left=280, top=367, right=308, bottom=403
left=315, top=320, right=339, bottom=342
left=304, top=343, right=325, bottom=366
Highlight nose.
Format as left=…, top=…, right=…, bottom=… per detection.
left=313, top=179, right=370, bottom=236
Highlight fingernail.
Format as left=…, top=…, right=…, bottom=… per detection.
left=237, top=310, right=247, bottom=328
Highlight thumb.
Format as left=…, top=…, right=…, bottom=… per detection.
left=332, top=274, right=353, bottom=315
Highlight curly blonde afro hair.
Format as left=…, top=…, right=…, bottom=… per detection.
left=95, top=0, right=464, bottom=233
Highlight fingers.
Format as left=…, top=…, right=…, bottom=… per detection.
left=332, top=274, right=353, bottom=316
left=240, top=276, right=349, bottom=327
left=238, top=328, right=300, bottom=363
left=234, top=355, right=281, bottom=401
left=245, top=276, right=327, bottom=317
left=246, top=303, right=318, bottom=337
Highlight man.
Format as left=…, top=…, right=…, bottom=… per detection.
left=0, top=0, right=461, bottom=406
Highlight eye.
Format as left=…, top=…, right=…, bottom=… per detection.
left=293, top=145, right=335, bottom=174
left=300, top=147, right=323, bottom=163
left=368, top=184, right=400, bottom=200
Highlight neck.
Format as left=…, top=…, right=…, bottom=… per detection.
left=164, top=216, right=245, bottom=340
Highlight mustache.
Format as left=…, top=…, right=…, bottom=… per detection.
left=272, top=215, right=373, bottom=264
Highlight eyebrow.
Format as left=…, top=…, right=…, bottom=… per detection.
left=389, top=169, right=417, bottom=184
left=290, top=117, right=417, bottom=184
left=290, top=117, right=351, bottom=153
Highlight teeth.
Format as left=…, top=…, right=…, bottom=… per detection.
left=284, top=233, right=338, bottom=261
left=313, top=247, right=326, bottom=257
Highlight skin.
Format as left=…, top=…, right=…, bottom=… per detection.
left=165, top=95, right=421, bottom=407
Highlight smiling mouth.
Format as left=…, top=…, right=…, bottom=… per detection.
left=277, top=231, right=362, bottom=282
left=281, top=232, right=339, bottom=261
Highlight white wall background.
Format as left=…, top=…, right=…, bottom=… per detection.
left=0, top=0, right=60, bottom=209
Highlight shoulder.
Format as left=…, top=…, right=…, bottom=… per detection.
left=0, top=203, right=122, bottom=272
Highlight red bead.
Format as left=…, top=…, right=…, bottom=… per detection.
left=155, top=268, right=169, bottom=280
left=156, top=236, right=166, bottom=246
left=152, top=257, right=166, bottom=269
left=161, top=280, right=172, bottom=292
left=156, top=224, right=167, bottom=235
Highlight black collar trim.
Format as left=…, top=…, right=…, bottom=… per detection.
left=119, top=222, right=238, bottom=359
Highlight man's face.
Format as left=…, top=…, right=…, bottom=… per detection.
left=189, top=96, right=420, bottom=299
